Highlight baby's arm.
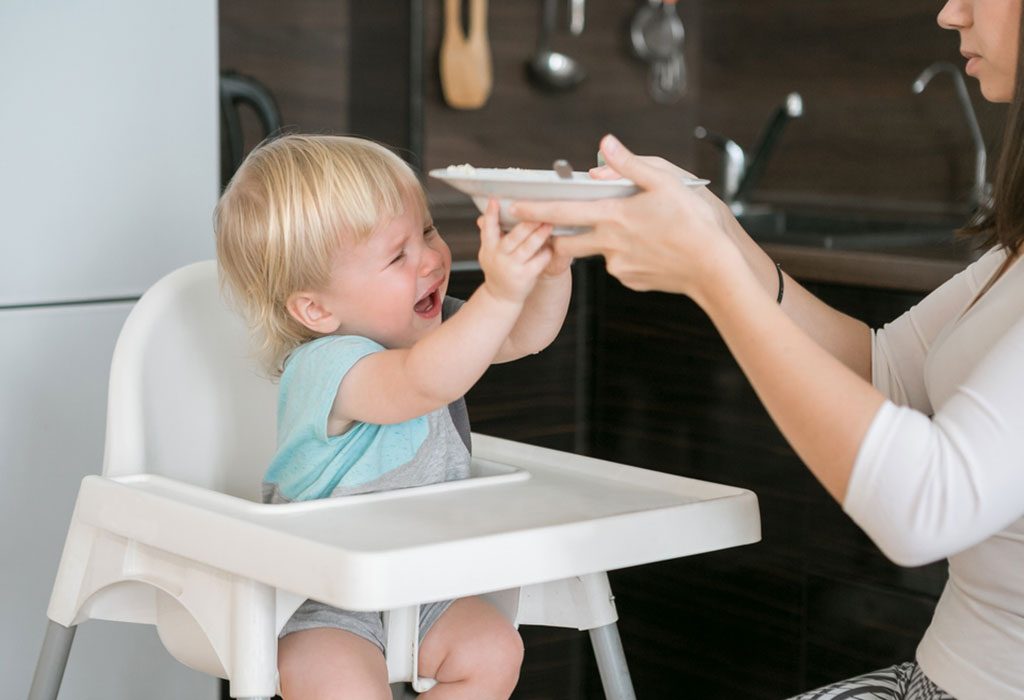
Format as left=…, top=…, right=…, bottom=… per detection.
left=462, top=201, right=570, bottom=363
left=330, top=207, right=552, bottom=427
left=494, top=249, right=572, bottom=363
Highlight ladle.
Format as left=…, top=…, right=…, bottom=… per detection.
left=527, top=0, right=586, bottom=91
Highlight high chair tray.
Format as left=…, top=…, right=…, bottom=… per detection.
left=73, top=434, right=760, bottom=611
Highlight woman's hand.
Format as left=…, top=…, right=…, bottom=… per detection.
left=590, top=152, right=736, bottom=229
left=588, top=154, right=696, bottom=182
left=510, top=135, right=744, bottom=303
left=477, top=198, right=554, bottom=305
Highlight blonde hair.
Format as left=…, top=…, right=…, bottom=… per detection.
left=214, top=134, right=429, bottom=375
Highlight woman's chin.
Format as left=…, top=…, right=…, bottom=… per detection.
left=977, top=77, right=1014, bottom=104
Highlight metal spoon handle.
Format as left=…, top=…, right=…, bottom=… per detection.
left=569, top=0, right=585, bottom=35
left=540, top=0, right=557, bottom=47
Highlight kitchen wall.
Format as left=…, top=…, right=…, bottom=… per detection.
left=221, top=1, right=1007, bottom=214
left=421, top=0, right=703, bottom=206
left=421, top=0, right=1007, bottom=212
left=219, top=0, right=351, bottom=155
left=699, top=1, right=1006, bottom=209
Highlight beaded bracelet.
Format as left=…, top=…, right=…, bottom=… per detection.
left=775, top=262, right=784, bottom=304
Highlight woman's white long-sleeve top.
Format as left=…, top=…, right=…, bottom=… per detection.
left=848, top=246, right=1024, bottom=699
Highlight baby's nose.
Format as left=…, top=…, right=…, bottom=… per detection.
left=420, top=246, right=443, bottom=274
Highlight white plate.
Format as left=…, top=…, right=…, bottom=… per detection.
left=429, top=165, right=710, bottom=235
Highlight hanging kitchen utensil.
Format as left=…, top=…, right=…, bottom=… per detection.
left=439, top=0, right=493, bottom=110
left=630, top=0, right=687, bottom=103
left=527, top=0, right=586, bottom=91
left=650, top=51, right=686, bottom=104
left=569, top=0, right=586, bottom=35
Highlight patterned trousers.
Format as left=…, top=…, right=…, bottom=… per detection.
left=788, top=662, right=955, bottom=700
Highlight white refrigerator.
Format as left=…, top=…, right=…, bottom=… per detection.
left=1, top=2, right=221, bottom=698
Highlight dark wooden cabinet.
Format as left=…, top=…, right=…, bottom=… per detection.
left=446, top=267, right=586, bottom=454
left=451, top=263, right=949, bottom=699
left=446, top=267, right=590, bottom=700
left=585, top=268, right=946, bottom=698
left=221, top=262, right=951, bottom=700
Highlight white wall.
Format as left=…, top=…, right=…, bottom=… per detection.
left=0, top=0, right=219, bottom=305
left=0, top=305, right=219, bottom=699
left=1, top=1, right=220, bottom=697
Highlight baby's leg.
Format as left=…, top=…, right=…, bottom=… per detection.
left=417, top=596, right=524, bottom=700
left=278, top=627, right=392, bottom=700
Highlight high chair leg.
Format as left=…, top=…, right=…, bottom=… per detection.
left=589, top=622, right=636, bottom=700
left=27, top=620, right=77, bottom=700
left=227, top=578, right=276, bottom=699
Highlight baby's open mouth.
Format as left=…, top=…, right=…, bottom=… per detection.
left=414, top=289, right=440, bottom=315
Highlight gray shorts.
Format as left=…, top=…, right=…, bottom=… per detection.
left=279, top=598, right=454, bottom=653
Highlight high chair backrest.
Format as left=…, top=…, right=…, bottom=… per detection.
left=103, top=260, right=278, bottom=501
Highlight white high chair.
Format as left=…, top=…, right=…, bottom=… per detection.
left=28, top=260, right=760, bottom=700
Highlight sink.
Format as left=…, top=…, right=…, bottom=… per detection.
left=737, top=209, right=963, bottom=251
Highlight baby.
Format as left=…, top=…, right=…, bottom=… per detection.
left=214, top=134, right=571, bottom=699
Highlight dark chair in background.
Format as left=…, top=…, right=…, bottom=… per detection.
left=220, top=71, right=282, bottom=188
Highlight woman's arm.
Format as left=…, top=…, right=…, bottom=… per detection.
left=683, top=235, right=1006, bottom=517
left=512, top=135, right=882, bottom=501
left=847, top=314, right=1024, bottom=565
left=697, top=258, right=884, bottom=502
left=720, top=210, right=872, bottom=380
left=588, top=157, right=872, bottom=380
left=513, top=135, right=1024, bottom=557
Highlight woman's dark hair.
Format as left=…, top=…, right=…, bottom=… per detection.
left=961, top=10, right=1024, bottom=256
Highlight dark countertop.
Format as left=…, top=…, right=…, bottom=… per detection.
left=761, top=239, right=981, bottom=292
left=435, top=205, right=984, bottom=293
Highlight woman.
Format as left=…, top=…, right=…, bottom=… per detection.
left=512, top=1, right=1024, bottom=698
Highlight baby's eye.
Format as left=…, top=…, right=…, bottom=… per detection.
left=389, top=251, right=406, bottom=265
left=423, top=225, right=438, bottom=238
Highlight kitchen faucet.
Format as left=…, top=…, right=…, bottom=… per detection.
left=694, top=92, right=803, bottom=215
left=913, top=61, right=990, bottom=211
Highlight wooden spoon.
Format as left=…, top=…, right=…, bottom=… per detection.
left=439, top=0, right=492, bottom=110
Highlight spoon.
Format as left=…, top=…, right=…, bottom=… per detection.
left=553, top=159, right=573, bottom=179
left=526, top=0, right=586, bottom=91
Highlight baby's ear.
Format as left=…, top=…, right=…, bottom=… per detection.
left=285, top=292, right=338, bottom=334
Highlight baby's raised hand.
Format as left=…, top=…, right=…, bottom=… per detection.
left=541, top=242, right=572, bottom=279
left=477, top=199, right=553, bottom=304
